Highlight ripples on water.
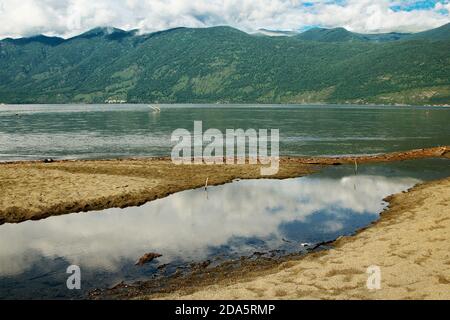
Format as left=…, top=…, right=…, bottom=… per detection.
left=0, top=104, right=449, bottom=161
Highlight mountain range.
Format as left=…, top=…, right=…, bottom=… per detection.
left=0, top=23, right=449, bottom=105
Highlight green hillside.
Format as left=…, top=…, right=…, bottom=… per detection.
left=296, top=27, right=365, bottom=42
left=296, top=23, right=450, bottom=43
left=0, top=24, right=449, bottom=105
left=296, top=27, right=412, bottom=42
left=405, top=22, right=450, bottom=41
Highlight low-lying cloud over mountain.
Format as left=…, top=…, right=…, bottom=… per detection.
left=1, top=0, right=449, bottom=39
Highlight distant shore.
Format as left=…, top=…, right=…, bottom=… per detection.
left=1, top=102, right=450, bottom=107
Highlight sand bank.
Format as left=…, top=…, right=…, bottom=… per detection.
left=0, top=158, right=316, bottom=225
left=0, top=146, right=448, bottom=225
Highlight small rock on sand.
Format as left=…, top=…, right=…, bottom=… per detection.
left=136, top=252, right=162, bottom=266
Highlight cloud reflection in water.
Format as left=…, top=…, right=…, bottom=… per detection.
left=0, top=174, right=419, bottom=278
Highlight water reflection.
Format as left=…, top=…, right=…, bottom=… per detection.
left=0, top=171, right=420, bottom=298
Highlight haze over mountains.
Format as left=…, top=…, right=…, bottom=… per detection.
left=0, top=23, right=449, bottom=105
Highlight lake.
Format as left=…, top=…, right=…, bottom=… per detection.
left=0, top=104, right=449, bottom=161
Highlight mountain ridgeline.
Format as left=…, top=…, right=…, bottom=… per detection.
left=0, top=24, right=449, bottom=105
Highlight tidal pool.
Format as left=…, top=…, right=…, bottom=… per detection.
left=0, top=159, right=449, bottom=299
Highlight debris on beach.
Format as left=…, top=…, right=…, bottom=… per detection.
left=190, top=260, right=212, bottom=270
left=300, top=243, right=310, bottom=247
left=157, top=263, right=169, bottom=271
left=149, top=105, right=161, bottom=113
left=252, top=251, right=267, bottom=258
left=136, top=252, right=162, bottom=266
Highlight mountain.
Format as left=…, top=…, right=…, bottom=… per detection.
left=68, top=27, right=139, bottom=41
left=296, top=27, right=363, bottom=42
left=296, top=27, right=412, bottom=42
left=0, top=24, right=449, bottom=105
left=2, top=35, right=65, bottom=46
left=295, top=24, right=450, bottom=43
left=361, top=32, right=411, bottom=42
left=405, top=22, right=450, bottom=41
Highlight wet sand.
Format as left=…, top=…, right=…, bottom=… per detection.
left=0, top=146, right=448, bottom=225
left=152, top=176, right=450, bottom=300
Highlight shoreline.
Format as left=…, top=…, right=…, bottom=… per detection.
left=0, top=146, right=448, bottom=225
left=95, top=177, right=450, bottom=300
left=2, top=103, right=450, bottom=107
left=158, top=177, right=450, bottom=300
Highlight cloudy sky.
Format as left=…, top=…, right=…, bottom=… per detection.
left=0, top=0, right=449, bottom=39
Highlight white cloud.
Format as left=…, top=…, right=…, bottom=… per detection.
left=0, top=0, right=448, bottom=39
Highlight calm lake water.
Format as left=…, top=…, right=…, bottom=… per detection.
left=1, top=158, right=449, bottom=299
left=0, top=104, right=449, bottom=161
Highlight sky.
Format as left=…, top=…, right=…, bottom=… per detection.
left=0, top=0, right=449, bottom=39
